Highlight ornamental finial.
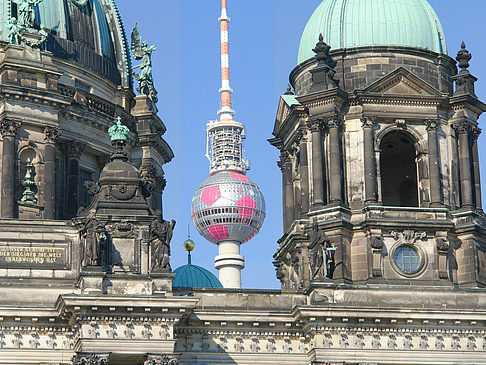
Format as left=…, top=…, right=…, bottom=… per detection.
left=456, top=41, right=472, bottom=73
left=313, top=33, right=331, bottom=65
left=108, top=117, right=130, bottom=142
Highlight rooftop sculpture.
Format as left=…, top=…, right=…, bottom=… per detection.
left=131, top=24, right=158, bottom=103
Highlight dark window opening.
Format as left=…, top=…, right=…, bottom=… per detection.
left=380, top=131, right=419, bottom=207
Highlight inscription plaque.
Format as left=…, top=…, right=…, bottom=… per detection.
left=0, top=245, right=69, bottom=269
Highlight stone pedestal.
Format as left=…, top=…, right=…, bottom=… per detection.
left=17, top=201, right=43, bottom=219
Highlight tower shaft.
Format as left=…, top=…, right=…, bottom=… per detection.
left=207, top=0, right=247, bottom=175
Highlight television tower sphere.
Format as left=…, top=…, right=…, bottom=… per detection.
left=192, top=171, right=266, bottom=245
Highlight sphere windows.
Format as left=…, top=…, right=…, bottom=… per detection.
left=393, top=245, right=421, bottom=274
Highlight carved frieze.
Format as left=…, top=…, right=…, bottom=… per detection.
left=72, top=353, right=109, bottom=365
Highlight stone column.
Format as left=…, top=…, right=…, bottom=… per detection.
left=426, top=119, right=443, bottom=207
left=454, top=121, right=474, bottom=209
left=0, top=120, right=21, bottom=218
left=63, top=141, right=85, bottom=219
left=308, top=120, right=325, bottom=208
left=299, top=131, right=310, bottom=216
left=328, top=117, right=343, bottom=205
left=471, top=127, right=482, bottom=211
left=362, top=117, right=377, bottom=204
left=279, top=150, right=294, bottom=231
left=43, top=126, right=62, bottom=219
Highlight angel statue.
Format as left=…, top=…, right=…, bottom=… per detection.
left=131, top=24, right=158, bottom=103
left=12, top=0, right=44, bottom=29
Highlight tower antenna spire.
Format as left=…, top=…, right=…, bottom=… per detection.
left=218, top=0, right=234, bottom=121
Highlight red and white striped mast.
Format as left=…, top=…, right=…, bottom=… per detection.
left=206, top=0, right=247, bottom=175
left=218, top=0, right=234, bottom=122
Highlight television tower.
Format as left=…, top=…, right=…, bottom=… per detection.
left=191, top=0, right=265, bottom=288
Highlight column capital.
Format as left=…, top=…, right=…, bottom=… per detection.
left=361, top=116, right=377, bottom=128
left=144, top=353, right=179, bottom=365
left=306, top=119, right=325, bottom=133
left=62, top=140, right=86, bottom=158
left=471, top=126, right=482, bottom=141
left=44, top=126, right=62, bottom=143
left=452, top=120, right=473, bottom=135
left=72, top=353, right=109, bottom=365
left=0, top=119, right=21, bottom=137
left=327, top=115, right=344, bottom=129
left=425, top=119, right=440, bottom=132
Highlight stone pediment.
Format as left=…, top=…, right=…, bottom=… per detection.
left=364, top=67, right=442, bottom=96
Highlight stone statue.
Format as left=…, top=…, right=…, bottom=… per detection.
left=80, top=218, right=105, bottom=267
left=308, top=222, right=336, bottom=280
left=150, top=211, right=175, bottom=271
left=131, top=24, right=158, bottom=103
left=12, top=0, right=43, bottom=28
left=6, top=17, right=22, bottom=44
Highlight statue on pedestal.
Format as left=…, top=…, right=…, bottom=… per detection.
left=150, top=211, right=175, bottom=271
left=80, top=218, right=106, bottom=268
left=131, top=24, right=158, bottom=103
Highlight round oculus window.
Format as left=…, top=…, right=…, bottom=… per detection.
left=393, top=245, right=421, bottom=274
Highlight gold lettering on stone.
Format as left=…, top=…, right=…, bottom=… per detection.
left=0, top=246, right=65, bottom=266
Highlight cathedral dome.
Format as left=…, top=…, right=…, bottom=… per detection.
left=173, top=263, right=223, bottom=289
left=0, top=0, right=130, bottom=86
left=298, top=0, right=447, bottom=64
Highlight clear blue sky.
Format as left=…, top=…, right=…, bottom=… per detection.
left=116, top=0, right=486, bottom=289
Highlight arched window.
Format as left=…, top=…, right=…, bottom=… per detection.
left=380, top=131, right=419, bottom=207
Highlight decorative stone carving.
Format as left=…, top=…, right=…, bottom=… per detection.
left=452, top=120, right=473, bottom=135
left=63, top=140, right=86, bottom=158
left=395, top=119, right=407, bottom=129
left=218, top=337, right=228, bottom=352
left=29, top=333, right=40, bottom=349
left=106, top=323, right=117, bottom=339
left=108, top=184, right=138, bottom=201
left=72, top=353, right=109, bottom=365
left=234, top=337, right=244, bottom=352
left=436, top=237, right=450, bottom=279
left=88, top=323, right=100, bottom=339
left=144, top=354, right=179, bottom=365
left=0, top=120, right=21, bottom=137
left=79, top=218, right=106, bottom=268
left=323, top=333, right=333, bottom=348
left=142, top=324, right=153, bottom=339
left=425, top=119, right=439, bottom=132
left=282, top=337, right=292, bottom=353
left=354, top=333, right=365, bottom=349
left=12, top=332, right=22, bottom=348
left=419, top=335, right=429, bottom=350
left=44, top=126, right=62, bottom=143
left=308, top=221, right=335, bottom=280
left=339, top=334, right=349, bottom=348
left=391, top=230, right=426, bottom=245
left=371, top=334, right=381, bottom=349
left=370, top=235, right=384, bottom=277
left=435, top=335, right=445, bottom=350
left=403, top=334, right=413, bottom=349
left=108, top=220, right=137, bottom=238
left=266, top=338, right=276, bottom=353
left=467, top=336, right=477, bottom=351
left=150, top=211, right=176, bottom=271
left=451, top=335, right=461, bottom=350
left=361, top=116, right=376, bottom=128
left=387, top=334, right=397, bottom=349
left=84, top=180, right=101, bottom=196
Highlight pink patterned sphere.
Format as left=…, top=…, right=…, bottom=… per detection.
left=192, top=171, right=266, bottom=244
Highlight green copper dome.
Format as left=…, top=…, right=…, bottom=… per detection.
left=173, top=262, right=223, bottom=289
left=298, top=0, right=447, bottom=64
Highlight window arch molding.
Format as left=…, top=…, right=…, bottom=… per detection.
left=374, top=124, right=427, bottom=155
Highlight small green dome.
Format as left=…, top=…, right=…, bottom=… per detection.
left=298, top=0, right=447, bottom=64
left=173, top=263, right=223, bottom=289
